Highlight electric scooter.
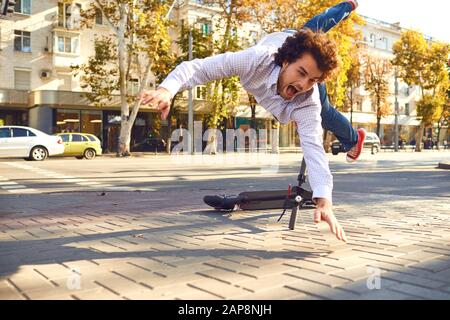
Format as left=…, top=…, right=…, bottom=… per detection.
left=203, top=157, right=315, bottom=230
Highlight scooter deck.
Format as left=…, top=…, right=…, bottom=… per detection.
left=238, top=188, right=313, bottom=210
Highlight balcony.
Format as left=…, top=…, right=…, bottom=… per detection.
left=0, top=89, right=29, bottom=107
left=52, top=52, right=81, bottom=69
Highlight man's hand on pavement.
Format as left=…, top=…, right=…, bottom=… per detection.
left=314, top=198, right=348, bottom=242
left=140, top=88, right=172, bottom=120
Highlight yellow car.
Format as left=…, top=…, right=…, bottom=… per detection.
left=56, top=133, right=103, bottom=160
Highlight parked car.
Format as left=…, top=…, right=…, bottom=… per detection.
left=331, top=132, right=381, bottom=155
left=131, top=137, right=167, bottom=152
left=0, top=126, right=64, bottom=161
left=55, top=133, right=103, bottom=160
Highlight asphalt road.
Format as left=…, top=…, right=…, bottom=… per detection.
left=0, top=150, right=448, bottom=199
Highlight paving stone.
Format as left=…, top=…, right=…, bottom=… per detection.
left=356, top=289, right=421, bottom=300
left=285, top=279, right=359, bottom=300
left=285, top=268, right=351, bottom=288
left=321, top=256, right=372, bottom=270
left=70, top=287, right=125, bottom=300
left=426, top=268, right=450, bottom=283
left=238, top=263, right=296, bottom=279
left=7, top=272, right=55, bottom=293
left=0, top=280, right=25, bottom=300
left=389, top=283, right=450, bottom=300
left=381, top=271, right=445, bottom=289
left=196, top=267, right=255, bottom=285
left=187, top=277, right=250, bottom=299
left=399, top=250, right=444, bottom=263
left=330, top=265, right=376, bottom=282
left=237, top=273, right=298, bottom=293
left=336, top=278, right=401, bottom=295
left=238, top=286, right=308, bottom=300
left=282, top=260, right=338, bottom=274
left=407, top=258, right=450, bottom=273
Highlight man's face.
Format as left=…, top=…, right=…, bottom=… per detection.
left=277, top=52, right=323, bottom=100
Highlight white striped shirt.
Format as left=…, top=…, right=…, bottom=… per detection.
left=160, top=32, right=333, bottom=203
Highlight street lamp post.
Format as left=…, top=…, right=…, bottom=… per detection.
left=394, top=69, right=399, bottom=152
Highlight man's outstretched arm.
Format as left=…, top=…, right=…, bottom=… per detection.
left=291, top=93, right=347, bottom=242
left=303, top=0, right=357, bottom=33
left=140, top=47, right=259, bottom=119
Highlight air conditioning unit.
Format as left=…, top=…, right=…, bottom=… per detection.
left=40, top=70, right=51, bottom=79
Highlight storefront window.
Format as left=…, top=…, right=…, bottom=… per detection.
left=56, top=109, right=80, bottom=133
left=56, top=109, right=102, bottom=137
left=0, top=110, right=28, bottom=126
left=81, top=110, right=102, bottom=140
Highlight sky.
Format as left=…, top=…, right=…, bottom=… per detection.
left=357, top=0, right=450, bottom=43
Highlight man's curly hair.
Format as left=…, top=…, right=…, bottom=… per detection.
left=274, top=29, right=339, bottom=82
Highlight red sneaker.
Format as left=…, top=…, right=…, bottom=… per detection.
left=348, top=0, right=358, bottom=10
left=346, top=128, right=366, bottom=163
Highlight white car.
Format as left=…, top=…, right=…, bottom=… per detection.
left=0, top=126, right=65, bottom=161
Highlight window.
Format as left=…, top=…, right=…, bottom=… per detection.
left=369, top=33, right=376, bottom=47
left=80, top=110, right=102, bottom=138
left=200, top=23, right=211, bottom=35
left=128, top=79, right=139, bottom=96
left=382, top=37, right=388, bottom=50
left=72, top=134, right=88, bottom=142
left=95, top=8, right=103, bottom=25
left=195, top=85, right=207, bottom=100
left=59, top=134, right=70, bottom=142
left=14, top=0, right=31, bottom=15
left=14, top=30, right=31, bottom=52
left=86, top=135, right=96, bottom=142
left=14, top=70, right=31, bottom=90
left=0, top=128, right=11, bottom=138
left=58, top=2, right=81, bottom=29
left=57, top=36, right=79, bottom=54
left=12, top=128, right=29, bottom=137
left=405, top=103, right=410, bottom=116
left=56, top=109, right=80, bottom=133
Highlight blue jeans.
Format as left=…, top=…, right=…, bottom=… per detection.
left=284, top=1, right=357, bottom=151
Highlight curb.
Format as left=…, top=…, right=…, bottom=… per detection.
left=438, top=162, right=450, bottom=170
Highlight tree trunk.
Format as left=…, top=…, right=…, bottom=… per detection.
left=117, top=3, right=131, bottom=157
left=251, top=105, right=256, bottom=131
left=205, top=129, right=218, bottom=154
left=415, top=122, right=425, bottom=152
left=350, top=89, right=353, bottom=126
left=376, top=116, right=381, bottom=138
left=165, top=95, right=178, bottom=154
left=436, top=124, right=441, bottom=149
left=117, top=118, right=132, bottom=156
left=323, top=129, right=330, bottom=153
left=271, top=121, right=279, bottom=154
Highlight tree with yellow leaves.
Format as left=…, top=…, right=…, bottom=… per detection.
left=242, top=0, right=364, bottom=109
left=392, top=30, right=450, bottom=151
left=344, top=45, right=362, bottom=125
left=363, top=54, right=392, bottom=137
left=73, top=0, right=174, bottom=156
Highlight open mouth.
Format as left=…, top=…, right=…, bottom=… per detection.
left=286, top=85, right=301, bottom=98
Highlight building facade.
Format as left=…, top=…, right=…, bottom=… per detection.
left=1, top=1, right=447, bottom=152
left=0, top=0, right=171, bottom=152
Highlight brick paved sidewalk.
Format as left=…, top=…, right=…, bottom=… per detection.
left=1, top=190, right=450, bottom=300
